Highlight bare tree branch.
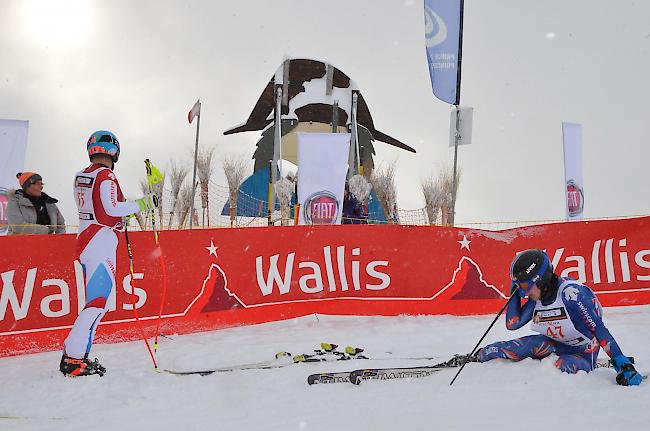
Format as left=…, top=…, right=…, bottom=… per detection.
left=349, top=174, right=372, bottom=205
left=370, top=162, right=397, bottom=224
left=437, top=165, right=462, bottom=226
left=275, top=177, right=294, bottom=226
left=196, top=146, right=215, bottom=226
left=222, top=154, right=248, bottom=227
left=176, top=181, right=194, bottom=229
left=168, top=160, right=189, bottom=227
left=421, top=175, right=444, bottom=225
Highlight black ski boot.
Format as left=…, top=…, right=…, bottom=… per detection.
left=60, top=354, right=106, bottom=377
left=445, top=352, right=480, bottom=367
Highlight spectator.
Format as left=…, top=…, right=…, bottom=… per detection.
left=342, top=184, right=367, bottom=224
left=7, top=171, right=66, bottom=235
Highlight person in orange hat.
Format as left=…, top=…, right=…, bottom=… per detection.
left=7, top=171, right=66, bottom=235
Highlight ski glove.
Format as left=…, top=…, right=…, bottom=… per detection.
left=612, top=355, right=643, bottom=386
left=510, top=282, right=525, bottom=298
left=136, top=193, right=159, bottom=213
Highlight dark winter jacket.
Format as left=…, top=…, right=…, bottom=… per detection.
left=342, top=193, right=367, bottom=224
left=7, top=189, right=66, bottom=235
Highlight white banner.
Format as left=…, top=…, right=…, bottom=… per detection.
left=449, top=106, right=473, bottom=147
left=0, top=119, right=29, bottom=190
left=0, top=119, right=29, bottom=235
left=562, top=122, right=584, bottom=220
left=297, top=133, right=350, bottom=225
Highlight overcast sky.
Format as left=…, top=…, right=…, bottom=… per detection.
left=1, top=0, right=649, bottom=226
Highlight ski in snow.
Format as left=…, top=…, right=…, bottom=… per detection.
left=307, top=371, right=353, bottom=385
left=163, top=343, right=371, bottom=376
left=162, top=352, right=354, bottom=376
left=307, top=355, right=462, bottom=385
left=308, top=364, right=449, bottom=385
left=162, top=360, right=291, bottom=376
left=307, top=366, right=445, bottom=385
left=162, top=353, right=430, bottom=376
left=307, top=357, right=643, bottom=386
left=349, top=366, right=444, bottom=385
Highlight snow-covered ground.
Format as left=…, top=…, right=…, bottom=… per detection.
left=1, top=306, right=649, bottom=431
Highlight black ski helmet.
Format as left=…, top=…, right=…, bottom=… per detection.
left=509, top=249, right=554, bottom=293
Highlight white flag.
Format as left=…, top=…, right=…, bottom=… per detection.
left=297, top=133, right=350, bottom=225
left=0, top=119, right=29, bottom=236
left=449, top=106, right=473, bottom=147
left=188, top=99, right=201, bottom=124
left=562, top=122, right=584, bottom=220
left=0, top=119, right=29, bottom=190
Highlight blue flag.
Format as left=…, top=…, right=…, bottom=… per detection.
left=424, top=0, right=463, bottom=105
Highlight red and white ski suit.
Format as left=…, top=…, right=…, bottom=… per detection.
left=63, top=164, right=139, bottom=359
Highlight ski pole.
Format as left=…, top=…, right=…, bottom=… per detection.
left=144, top=159, right=168, bottom=354
left=144, top=159, right=161, bottom=242
left=124, top=222, right=158, bottom=369
left=449, top=290, right=519, bottom=386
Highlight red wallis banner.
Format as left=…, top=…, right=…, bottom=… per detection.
left=1, top=217, right=649, bottom=357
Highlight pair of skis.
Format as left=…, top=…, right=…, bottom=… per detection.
left=163, top=344, right=636, bottom=386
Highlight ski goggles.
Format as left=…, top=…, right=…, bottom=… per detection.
left=513, top=280, right=536, bottom=295
left=510, top=255, right=549, bottom=296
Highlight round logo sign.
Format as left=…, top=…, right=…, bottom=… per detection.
left=566, top=179, right=584, bottom=217
left=304, top=191, right=339, bottom=225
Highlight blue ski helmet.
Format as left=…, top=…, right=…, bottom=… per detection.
left=509, top=249, right=553, bottom=295
left=87, top=130, right=120, bottom=163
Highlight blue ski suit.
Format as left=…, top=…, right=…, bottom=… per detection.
left=479, top=278, right=625, bottom=374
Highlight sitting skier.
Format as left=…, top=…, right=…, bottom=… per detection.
left=461, top=249, right=642, bottom=386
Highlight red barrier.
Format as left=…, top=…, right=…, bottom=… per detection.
left=1, top=217, right=650, bottom=357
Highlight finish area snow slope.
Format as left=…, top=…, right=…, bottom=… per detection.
left=1, top=307, right=649, bottom=431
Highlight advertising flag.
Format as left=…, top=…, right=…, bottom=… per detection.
left=297, top=133, right=350, bottom=225
left=0, top=119, right=29, bottom=235
left=424, top=0, right=463, bottom=105
left=562, top=122, right=584, bottom=220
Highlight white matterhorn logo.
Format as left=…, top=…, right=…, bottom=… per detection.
left=424, top=5, right=447, bottom=48
left=564, top=286, right=580, bottom=301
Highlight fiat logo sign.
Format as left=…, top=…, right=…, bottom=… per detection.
left=566, top=179, right=584, bottom=217
left=304, top=191, right=339, bottom=224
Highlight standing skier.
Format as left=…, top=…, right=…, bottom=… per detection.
left=473, top=249, right=642, bottom=386
left=60, top=130, right=158, bottom=377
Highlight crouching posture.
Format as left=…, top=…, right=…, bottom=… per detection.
left=477, top=249, right=642, bottom=386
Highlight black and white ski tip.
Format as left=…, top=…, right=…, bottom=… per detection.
left=307, top=372, right=351, bottom=385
